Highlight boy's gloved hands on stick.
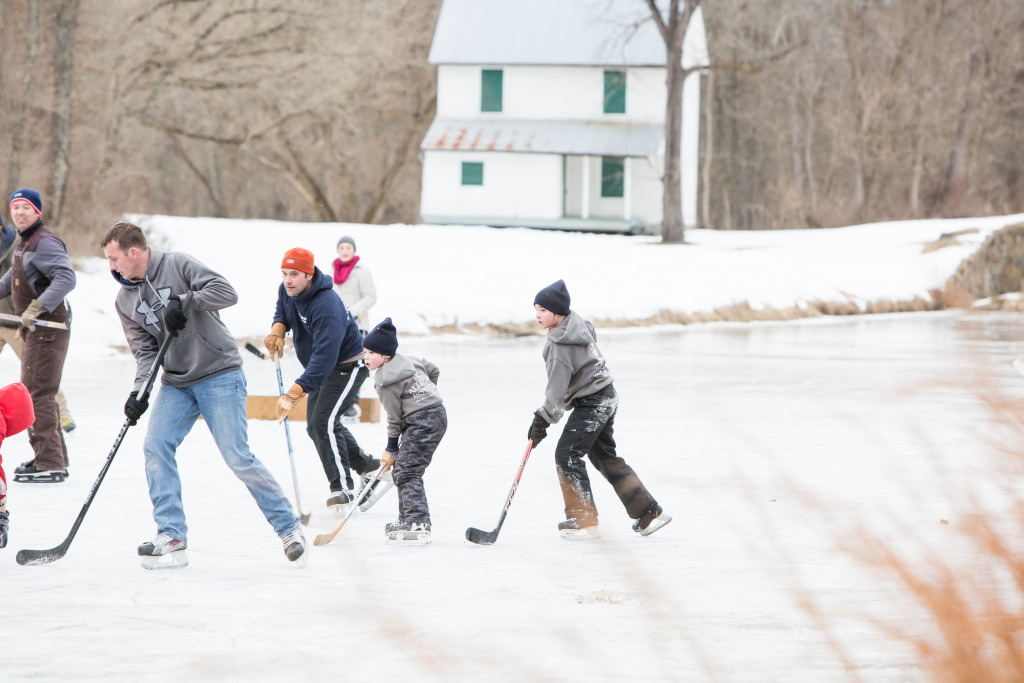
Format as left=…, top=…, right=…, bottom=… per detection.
left=528, top=411, right=548, bottom=446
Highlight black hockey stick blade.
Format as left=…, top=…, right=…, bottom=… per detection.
left=16, top=334, right=173, bottom=566
left=465, top=440, right=534, bottom=546
left=16, top=544, right=69, bottom=566
left=245, top=342, right=267, bottom=359
left=465, top=526, right=500, bottom=545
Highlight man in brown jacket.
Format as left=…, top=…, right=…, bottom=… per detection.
left=0, top=189, right=76, bottom=483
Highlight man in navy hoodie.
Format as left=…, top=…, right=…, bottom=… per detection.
left=266, top=248, right=377, bottom=512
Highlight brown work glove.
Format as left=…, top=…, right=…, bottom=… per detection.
left=276, top=382, right=305, bottom=423
left=264, top=322, right=287, bottom=359
left=20, top=299, right=46, bottom=332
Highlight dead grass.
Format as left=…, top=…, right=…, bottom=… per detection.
left=806, top=383, right=1024, bottom=683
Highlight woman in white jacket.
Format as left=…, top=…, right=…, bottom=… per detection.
left=332, top=235, right=377, bottom=440
left=332, top=235, right=376, bottom=333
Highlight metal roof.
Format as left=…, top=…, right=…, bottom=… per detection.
left=420, top=118, right=665, bottom=157
left=429, top=0, right=705, bottom=67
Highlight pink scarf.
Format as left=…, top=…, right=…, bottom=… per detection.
left=333, top=255, right=360, bottom=284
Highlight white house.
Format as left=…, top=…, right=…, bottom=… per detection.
left=419, top=0, right=708, bottom=234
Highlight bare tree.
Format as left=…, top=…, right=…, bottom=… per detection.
left=642, top=0, right=701, bottom=243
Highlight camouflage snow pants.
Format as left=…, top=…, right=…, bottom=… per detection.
left=554, top=384, right=656, bottom=525
left=394, top=404, right=447, bottom=525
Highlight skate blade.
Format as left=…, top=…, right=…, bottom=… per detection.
left=638, top=514, right=672, bottom=537
left=386, top=532, right=431, bottom=546
left=14, top=473, right=66, bottom=483
left=140, top=550, right=189, bottom=570
left=560, top=527, right=601, bottom=541
left=358, top=481, right=395, bottom=512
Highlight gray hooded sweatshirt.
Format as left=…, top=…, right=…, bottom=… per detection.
left=537, top=311, right=613, bottom=425
left=113, top=249, right=242, bottom=391
left=373, top=354, right=443, bottom=439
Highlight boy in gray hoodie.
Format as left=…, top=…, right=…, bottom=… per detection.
left=529, top=280, right=671, bottom=540
left=362, top=317, right=446, bottom=544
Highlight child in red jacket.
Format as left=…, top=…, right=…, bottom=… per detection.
left=0, top=382, right=35, bottom=548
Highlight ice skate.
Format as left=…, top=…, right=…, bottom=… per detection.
left=0, top=510, right=9, bottom=549
left=13, top=461, right=68, bottom=484
left=138, top=534, right=189, bottom=570
left=326, top=490, right=353, bottom=516
left=358, top=468, right=394, bottom=512
left=386, top=521, right=431, bottom=545
left=282, top=529, right=308, bottom=568
left=633, top=503, right=671, bottom=537
left=558, top=518, right=601, bottom=541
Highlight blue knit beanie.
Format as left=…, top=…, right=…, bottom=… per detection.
left=534, top=279, right=571, bottom=316
left=363, top=317, right=398, bottom=357
left=9, top=188, right=42, bottom=216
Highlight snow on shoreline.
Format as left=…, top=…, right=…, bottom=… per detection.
left=68, top=212, right=1024, bottom=352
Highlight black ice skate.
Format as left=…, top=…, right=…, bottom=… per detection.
left=386, top=521, right=431, bottom=545
left=632, top=503, right=672, bottom=537
left=558, top=518, right=601, bottom=541
left=326, top=490, right=353, bottom=516
left=13, top=461, right=68, bottom=484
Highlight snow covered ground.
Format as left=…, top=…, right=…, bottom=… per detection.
left=5, top=214, right=1024, bottom=682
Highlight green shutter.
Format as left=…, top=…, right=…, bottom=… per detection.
left=481, top=69, right=503, bottom=112
left=462, top=162, right=484, bottom=186
left=604, top=70, right=626, bottom=114
left=601, top=157, right=624, bottom=198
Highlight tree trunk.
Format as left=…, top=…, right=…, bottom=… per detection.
left=662, top=44, right=686, bottom=242
left=8, top=2, right=41, bottom=191
left=48, top=0, right=81, bottom=224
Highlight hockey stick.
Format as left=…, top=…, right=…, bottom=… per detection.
left=0, top=312, right=68, bottom=330
left=16, top=333, right=174, bottom=566
left=465, top=440, right=534, bottom=545
left=275, top=349, right=311, bottom=526
left=244, top=342, right=266, bottom=359
left=313, top=460, right=392, bottom=546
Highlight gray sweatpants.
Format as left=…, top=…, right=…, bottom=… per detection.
left=393, top=404, right=447, bottom=525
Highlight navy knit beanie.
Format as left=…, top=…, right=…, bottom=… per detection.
left=363, top=317, right=398, bottom=356
left=9, top=188, right=42, bottom=216
left=534, top=279, right=571, bottom=316
left=337, top=235, right=356, bottom=251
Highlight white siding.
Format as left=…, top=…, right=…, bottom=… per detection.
left=437, top=65, right=665, bottom=123
left=420, top=151, right=563, bottom=220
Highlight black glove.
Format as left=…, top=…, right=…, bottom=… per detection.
left=528, top=411, right=549, bottom=446
left=164, top=295, right=187, bottom=336
left=125, top=391, right=149, bottom=425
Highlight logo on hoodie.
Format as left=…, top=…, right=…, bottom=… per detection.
left=136, top=287, right=172, bottom=327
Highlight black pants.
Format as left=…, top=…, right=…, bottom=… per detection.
left=393, top=404, right=447, bottom=524
left=554, top=384, right=655, bottom=524
left=305, top=361, right=372, bottom=492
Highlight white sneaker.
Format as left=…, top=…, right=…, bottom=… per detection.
left=282, top=529, right=308, bottom=568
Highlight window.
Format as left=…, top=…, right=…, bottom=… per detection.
left=601, top=157, right=624, bottom=197
left=604, top=70, right=626, bottom=114
left=481, top=69, right=503, bottom=112
left=462, top=162, right=484, bottom=186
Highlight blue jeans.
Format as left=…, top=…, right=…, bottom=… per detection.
left=143, top=368, right=299, bottom=541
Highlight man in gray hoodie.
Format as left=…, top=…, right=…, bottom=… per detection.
left=529, top=279, right=671, bottom=540
left=101, top=221, right=306, bottom=568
